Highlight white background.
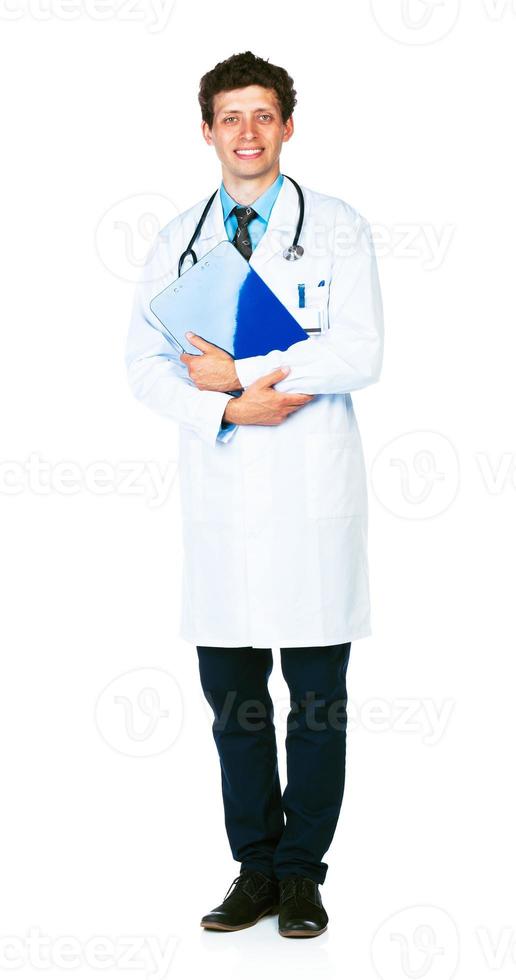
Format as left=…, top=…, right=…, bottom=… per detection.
left=1, top=0, right=515, bottom=976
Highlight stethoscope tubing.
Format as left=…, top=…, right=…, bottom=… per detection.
left=177, top=174, right=304, bottom=277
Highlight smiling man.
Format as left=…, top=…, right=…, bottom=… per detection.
left=176, top=77, right=298, bottom=417
left=125, top=50, right=384, bottom=940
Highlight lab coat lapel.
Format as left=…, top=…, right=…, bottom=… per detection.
left=248, top=175, right=302, bottom=275
left=196, top=185, right=226, bottom=250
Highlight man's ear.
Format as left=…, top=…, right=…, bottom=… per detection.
left=201, top=120, right=213, bottom=146
left=282, top=115, right=294, bottom=143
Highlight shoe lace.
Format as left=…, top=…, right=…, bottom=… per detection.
left=223, top=870, right=258, bottom=903
left=279, top=875, right=313, bottom=905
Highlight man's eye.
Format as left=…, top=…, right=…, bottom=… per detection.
left=222, top=114, right=272, bottom=123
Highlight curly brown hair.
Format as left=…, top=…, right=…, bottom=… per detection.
left=198, top=50, right=297, bottom=129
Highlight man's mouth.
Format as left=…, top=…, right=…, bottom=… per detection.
left=234, top=148, right=264, bottom=159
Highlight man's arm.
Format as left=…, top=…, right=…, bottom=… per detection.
left=125, top=240, right=236, bottom=449
left=234, top=215, right=384, bottom=395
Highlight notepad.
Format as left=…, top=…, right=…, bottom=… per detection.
left=149, top=240, right=310, bottom=359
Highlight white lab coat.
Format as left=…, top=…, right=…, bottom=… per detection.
left=126, top=176, right=384, bottom=648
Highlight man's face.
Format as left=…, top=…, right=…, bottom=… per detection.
left=201, top=84, right=293, bottom=181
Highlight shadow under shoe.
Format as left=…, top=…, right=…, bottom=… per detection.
left=200, top=870, right=280, bottom=931
left=278, top=875, right=329, bottom=938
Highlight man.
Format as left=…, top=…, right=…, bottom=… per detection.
left=126, top=50, right=384, bottom=939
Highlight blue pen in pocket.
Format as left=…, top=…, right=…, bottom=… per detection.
left=298, top=283, right=305, bottom=308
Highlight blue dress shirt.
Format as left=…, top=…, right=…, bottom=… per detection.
left=216, top=173, right=284, bottom=443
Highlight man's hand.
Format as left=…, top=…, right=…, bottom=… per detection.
left=223, top=367, right=315, bottom=427
left=180, top=332, right=242, bottom=391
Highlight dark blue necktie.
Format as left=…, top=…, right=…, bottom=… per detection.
left=231, top=205, right=258, bottom=261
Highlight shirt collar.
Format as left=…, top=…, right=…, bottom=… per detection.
left=220, top=172, right=284, bottom=223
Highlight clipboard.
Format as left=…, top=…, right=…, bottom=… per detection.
left=149, top=240, right=310, bottom=359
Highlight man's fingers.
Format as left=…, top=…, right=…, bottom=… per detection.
left=286, top=393, right=315, bottom=404
left=184, top=332, right=214, bottom=352
left=251, top=366, right=315, bottom=409
left=255, top=366, right=291, bottom=386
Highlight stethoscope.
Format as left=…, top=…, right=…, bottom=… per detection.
left=177, top=173, right=305, bottom=277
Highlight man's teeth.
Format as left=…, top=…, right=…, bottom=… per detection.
left=236, top=149, right=262, bottom=155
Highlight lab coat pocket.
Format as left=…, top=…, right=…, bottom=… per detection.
left=292, top=282, right=330, bottom=335
left=304, top=282, right=330, bottom=309
left=304, top=433, right=367, bottom=519
left=290, top=306, right=325, bottom=336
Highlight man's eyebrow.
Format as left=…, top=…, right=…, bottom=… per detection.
left=218, top=107, right=276, bottom=115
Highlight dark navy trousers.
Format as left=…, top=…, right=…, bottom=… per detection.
left=196, top=642, right=351, bottom=885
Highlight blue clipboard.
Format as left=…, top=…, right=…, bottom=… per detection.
left=149, top=240, right=309, bottom=359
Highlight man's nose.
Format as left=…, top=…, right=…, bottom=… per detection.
left=238, top=119, right=259, bottom=140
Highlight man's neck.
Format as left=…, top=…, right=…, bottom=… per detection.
left=221, top=166, right=280, bottom=206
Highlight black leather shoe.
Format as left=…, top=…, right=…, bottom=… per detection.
left=200, top=870, right=279, bottom=931
left=278, top=875, right=328, bottom=937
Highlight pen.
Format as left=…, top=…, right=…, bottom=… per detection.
left=298, top=283, right=305, bottom=308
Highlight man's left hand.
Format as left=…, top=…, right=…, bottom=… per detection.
left=180, top=332, right=242, bottom=391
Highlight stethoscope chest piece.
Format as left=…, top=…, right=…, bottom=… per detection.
left=283, top=244, right=304, bottom=261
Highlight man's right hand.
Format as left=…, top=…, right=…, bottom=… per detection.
left=223, top=367, right=315, bottom=427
